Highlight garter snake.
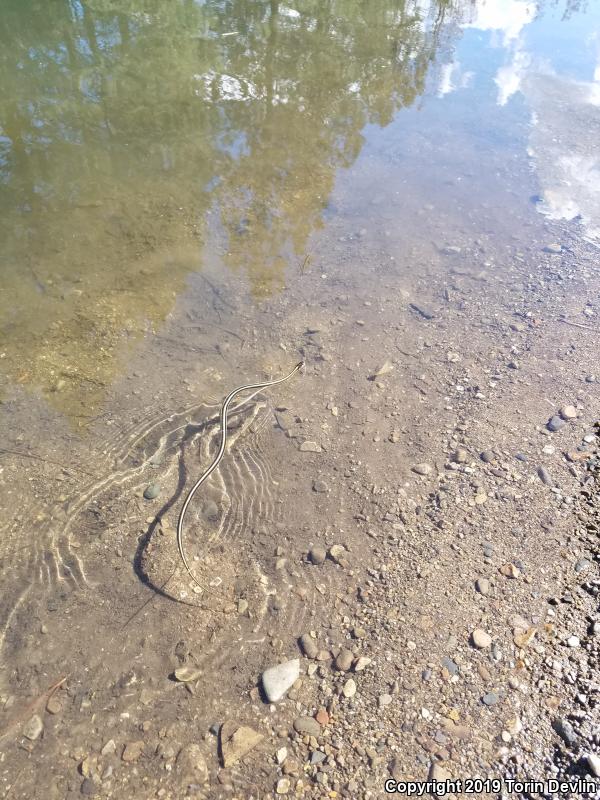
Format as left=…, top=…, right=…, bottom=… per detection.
left=176, top=361, right=304, bottom=590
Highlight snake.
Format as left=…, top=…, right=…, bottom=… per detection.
left=176, top=361, right=304, bottom=590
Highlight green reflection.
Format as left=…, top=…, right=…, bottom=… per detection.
left=1, top=0, right=457, bottom=417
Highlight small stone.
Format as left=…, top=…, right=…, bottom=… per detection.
left=293, top=717, right=321, bottom=738
left=559, top=405, right=577, bottom=420
left=585, top=374, right=596, bottom=383
left=220, top=723, right=263, bottom=768
left=544, top=243, right=562, bottom=254
left=310, top=750, right=327, bottom=765
left=101, top=740, right=116, bottom=757
left=46, top=694, right=62, bottom=715
left=482, top=692, right=499, bottom=706
left=238, top=598, right=249, bottom=615
left=300, top=441, right=322, bottom=453
left=446, top=351, right=461, bottom=363
left=513, top=628, right=537, bottom=648
left=315, top=708, right=329, bottom=726
left=537, top=466, right=553, bottom=486
left=480, top=450, right=495, bottom=463
left=441, top=657, right=459, bottom=676
left=566, top=635, right=580, bottom=648
left=370, top=360, right=393, bottom=379
left=335, top=649, right=353, bottom=672
left=475, top=578, right=490, bottom=595
left=585, top=753, right=600, bottom=777
left=80, top=778, right=97, bottom=796
left=276, top=778, right=291, bottom=794
left=575, top=559, right=591, bottom=573
left=506, top=716, right=523, bottom=735
left=342, top=678, right=357, bottom=698
left=122, top=741, right=145, bottom=762
left=389, top=431, right=401, bottom=443
left=499, top=563, right=520, bottom=579
left=553, top=718, right=577, bottom=747
left=261, top=659, right=300, bottom=703
left=174, top=666, right=202, bottom=683
left=312, top=479, right=329, bottom=493
left=328, top=544, right=346, bottom=564
left=429, top=763, right=451, bottom=781
left=309, top=546, right=327, bottom=565
left=143, top=483, right=160, bottom=500
left=22, top=714, right=43, bottom=741
left=354, top=656, right=371, bottom=672
left=452, top=448, right=468, bottom=463
left=472, top=629, right=492, bottom=649
left=299, top=633, right=319, bottom=659
left=177, top=743, right=209, bottom=783
left=412, top=463, right=432, bottom=476
left=547, top=416, right=565, bottom=432
left=379, top=694, right=393, bottom=707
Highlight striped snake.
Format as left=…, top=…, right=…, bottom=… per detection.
left=176, top=361, right=304, bottom=590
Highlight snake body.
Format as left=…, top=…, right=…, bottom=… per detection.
left=176, top=361, right=304, bottom=590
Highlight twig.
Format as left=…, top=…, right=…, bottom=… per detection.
left=559, top=318, right=600, bottom=333
left=0, top=676, right=68, bottom=743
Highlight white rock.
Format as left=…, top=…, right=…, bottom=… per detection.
left=567, top=635, right=580, bottom=648
left=22, top=714, right=43, bottom=741
left=586, top=753, right=600, bottom=777
left=472, top=629, right=492, bottom=649
left=261, top=659, right=300, bottom=703
left=342, top=678, right=356, bottom=698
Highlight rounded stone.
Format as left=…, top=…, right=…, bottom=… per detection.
left=293, top=716, right=321, bottom=737
left=143, top=483, right=161, bottom=500
left=559, top=405, right=577, bottom=420
left=472, top=629, right=492, bottom=649
left=476, top=578, right=490, bottom=595
left=334, top=649, right=353, bottom=672
left=309, top=546, right=326, bottom=565
left=261, top=659, right=300, bottom=703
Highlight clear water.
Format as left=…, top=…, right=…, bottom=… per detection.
left=1, top=0, right=598, bottom=420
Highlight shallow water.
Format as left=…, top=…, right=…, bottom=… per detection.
left=0, top=1, right=599, bottom=794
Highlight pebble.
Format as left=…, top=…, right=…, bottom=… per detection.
left=547, top=416, right=565, bottom=432
left=553, top=718, right=577, bottom=747
left=482, top=692, right=499, bottom=706
left=537, top=466, right=554, bottom=486
left=335, top=649, right=354, bottom=672
left=354, top=656, right=371, bottom=672
left=371, top=360, right=393, bottom=379
left=476, top=578, right=490, bottom=595
left=472, top=629, right=492, bottom=649
left=412, top=463, right=432, bottom=476
left=309, top=546, right=327, bottom=565
left=220, top=723, right=263, bottom=768
left=261, top=659, right=299, bottom=703
left=544, top=243, right=562, bottom=253
left=441, top=657, right=459, bottom=676
left=585, top=374, right=596, bottom=383
left=177, top=743, right=208, bottom=783
left=293, top=716, right=321, bottom=738
left=566, top=635, right=580, bottom=648
left=276, top=778, right=291, bottom=794
left=585, top=753, right=600, bottom=777
left=480, top=450, right=495, bottom=463
left=299, top=633, right=319, bottom=659
left=80, top=778, right=97, bottom=796
left=300, top=441, right=322, bottom=452
left=452, top=448, right=468, bottom=463
left=342, top=678, right=357, bottom=698
left=46, top=694, right=62, bottom=715
left=22, top=714, right=43, bottom=741
left=312, top=479, right=329, bottom=493
left=174, top=666, right=202, bottom=682
left=379, top=694, right=393, bottom=707
left=329, top=544, right=347, bottom=564
left=560, top=405, right=577, bottom=420
left=310, top=750, right=327, bottom=765
left=122, top=741, right=144, bottom=762
left=143, top=483, right=160, bottom=500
